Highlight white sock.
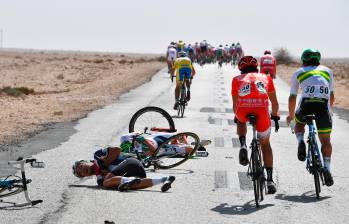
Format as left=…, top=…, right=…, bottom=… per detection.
left=120, top=177, right=134, bottom=184
left=151, top=176, right=168, bottom=186
left=324, top=157, right=331, bottom=171
left=295, top=132, right=304, bottom=143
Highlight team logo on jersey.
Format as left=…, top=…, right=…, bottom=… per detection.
left=255, top=81, right=267, bottom=94
left=239, top=83, right=251, bottom=96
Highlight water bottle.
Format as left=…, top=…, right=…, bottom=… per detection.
left=30, top=161, right=45, bottom=168
left=195, top=151, right=209, bottom=157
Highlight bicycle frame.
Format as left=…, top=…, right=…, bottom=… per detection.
left=306, top=120, right=325, bottom=179
left=0, top=158, right=43, bottom=207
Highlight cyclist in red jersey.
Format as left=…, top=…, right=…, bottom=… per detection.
left=260, top=50, right=277, bottom=79
left=231, top=56, right=280, bottom=194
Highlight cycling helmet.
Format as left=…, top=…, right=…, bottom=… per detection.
left=238, top=56, right=258, bottom=71
left=301, top=48, right=321, bottom=63
left=231, top=43, right=235, bottom=46
left=178, top=51, right=187, bottom=57
left=264, top=50, right=271, bottom=55
left=219, top=45, right=223, bottom=47
left=72, top=160, right=87, bottom=178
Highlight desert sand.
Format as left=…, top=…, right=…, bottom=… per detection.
left=0, top=50, right=164, bottom=145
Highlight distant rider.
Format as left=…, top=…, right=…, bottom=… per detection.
left=260, top=50, right=277, bottom=79
left=172, top=51, right=196, bottom=110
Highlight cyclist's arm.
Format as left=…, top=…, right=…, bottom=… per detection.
left=191, top=64, right=196, bottom=76
left=329, top=70, right=335, bottom=109
left=135, top=136, right=157, bottom=155
left=232, top=95, right=238, bottom=114
left=231, top=78, right=238, bottom=113
left=288, top=71, right=299, bottom=119
left=96, top=147, right=121, bottom=166
left=268, top=91, right=279, bottom=116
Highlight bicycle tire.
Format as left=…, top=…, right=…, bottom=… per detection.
left=153, top=132, right=200, bottom=169
left=311, top=146, right=321, bottom=198
left=0, top=177, right=24, bottom=198
left=251, top=147, right=261, bottom=207
left=257, top=150, right=265, bottom=202
left=129, top=106, right=175, bottom=133
left=177, top=85, right=186, bottom=118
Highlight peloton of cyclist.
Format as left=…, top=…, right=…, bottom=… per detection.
left=232, top=56, right=280, bottom=194
left=286, top=48, right=334, bottom=186
left=172, top=51, right=196, bottom=110
left=72, top=147, right=175, bottom=192
left=260, top=50, right=277, bottom=79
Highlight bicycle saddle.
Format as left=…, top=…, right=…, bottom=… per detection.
left=303, top=115, right=316, bottom=124
left=247, top=114, right=257, bottom=125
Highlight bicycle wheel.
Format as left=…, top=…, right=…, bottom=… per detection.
left=177, top=86, right=186, bottom=118
left=153, top=132, right=200, bottom=169
left=251, top=147, right=261, bottom=207
left=129, top=107, right=175, bottom=133
left=0, top=177, right=24, bottom=198
left=310, top=146, right=321, bottom=198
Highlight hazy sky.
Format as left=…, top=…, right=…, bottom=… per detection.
left=0, top=0, right=348, bottom=58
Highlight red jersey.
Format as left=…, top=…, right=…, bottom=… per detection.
left=260, top=55, right=276, bottom=77
left=231, top=72, right=275, bottom=108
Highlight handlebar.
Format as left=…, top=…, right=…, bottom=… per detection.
left=270, top=115, right=280, bottom=132
left=8, top=157, right=37, bottom=165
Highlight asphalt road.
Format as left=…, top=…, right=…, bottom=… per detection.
left=1, top=64, right=349, bottom=224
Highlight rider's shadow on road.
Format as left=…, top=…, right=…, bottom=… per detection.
left=275, top=192, right=331, bottom=203
left=211, top=201, right=274, bottom=215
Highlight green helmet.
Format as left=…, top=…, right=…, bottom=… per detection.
left=120, top=142, right=132, bottom=153
left=301, top=48, right=321, bottom=63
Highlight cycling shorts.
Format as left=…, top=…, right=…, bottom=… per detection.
left=200, top=46, right=207, bottom=52
left=110, top=158, right=146, bottom=178
left=176, top=68, right=192, bottom=82
left=236, top=106, right=271, bottom=138
left=295, top=98, right=332, bottom=134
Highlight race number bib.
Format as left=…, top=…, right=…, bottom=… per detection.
left=239, top=83, right=251, bottom=96
left=304, top=85, right=330, bottom=98
left=262, top=59, right=273, bottom=65
left=255, top=81, right=267, bottom=94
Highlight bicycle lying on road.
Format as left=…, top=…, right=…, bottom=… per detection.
left=127, top=106, right=211, bottom=169
left=246, top=114, right=279, bottom=208
left=0, top=157, right=43, bottom=208
left=292, top=115, right=325, bottom=198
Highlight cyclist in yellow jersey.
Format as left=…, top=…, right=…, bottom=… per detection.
left=171, top=51, right=196, bottom=110
left=177, top=40, right=185, bottom=52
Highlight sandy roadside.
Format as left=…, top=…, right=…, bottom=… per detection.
left=277, top=62, right=349, bottom=110
left=0, top=50, right=165, bottom=146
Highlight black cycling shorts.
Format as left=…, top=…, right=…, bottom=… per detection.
left=295, top=98, right=332, bottom=134
left=200, top=46, right=207, bottom=52
left=110, top=158, right=146, bottom=178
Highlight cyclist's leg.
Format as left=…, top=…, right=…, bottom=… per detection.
left=294, top=100, right=308, bottom=161
left=184, top=70, right=192, bottom=101
left=255, top=107, right=276, bottom=193
left=315, top=104, right=333, bottom=185
left=235, top=108, right=248, bottom=166
left=174, top=72, right=183, bottom=109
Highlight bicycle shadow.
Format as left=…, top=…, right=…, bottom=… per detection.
left=275, top=191, right=331, bottom=203
left=171, top=115, right=187, bottom=119
left=211, top=201, right=274, bottom=216
left=0, top=201, right=40, bottom=210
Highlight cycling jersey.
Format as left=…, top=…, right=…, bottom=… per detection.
left=291, top=65, right=334, bottom=134
left=120, top=132, right=190, bottom=155
left=93, top=148, right=132, bottom=185
left=232, top=73, right=275, bottom=134
left=173, top=57, right=194, bottom=82
left=260, top=55, right=276, bottom=77
left=290, top=65, right=334, bottom=100
left=167, top=47, right=177, bottom=61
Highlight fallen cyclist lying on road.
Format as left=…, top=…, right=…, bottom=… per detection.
left=72, top=146, right=175, bottom=192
